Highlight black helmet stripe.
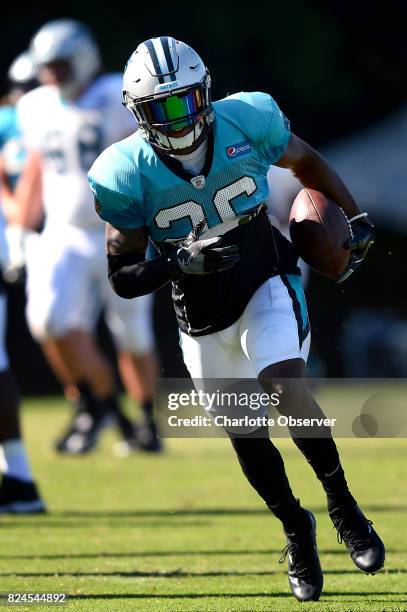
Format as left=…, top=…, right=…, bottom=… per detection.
left=160, top=36, right=177, bottom=81
left=144, top=39, right=165, bottom=83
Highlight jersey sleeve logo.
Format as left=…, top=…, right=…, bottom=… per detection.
left=226, top=141, right=252, bottom=159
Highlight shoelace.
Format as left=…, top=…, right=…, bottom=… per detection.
left=334, top=516, right=374, bottom=551
left=279, top=543, right=314, bottom=579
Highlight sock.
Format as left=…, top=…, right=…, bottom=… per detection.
left=141, top=400, right=158, bottom=438
left=76, top=382, right=119, bottom=420
left=230, top=427, right=306, bottom=532
left=0, top=439, right=33, bottom=482
left=75, top=382, right=134, bottom=438
left=292, top=435, right=356, bottom=511
left=99, top=395, right=136, bottom=439
left=141, top=399, right=154, bottom=423
left=277, top=394, right=355, bottom=509
left=76, top=382, right=103, bottom=416
left=322, top=463, right=357, bottom=513
left=270, top=497, right=311, bottom=534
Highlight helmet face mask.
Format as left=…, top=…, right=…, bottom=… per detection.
left=123, top=37, right=214, bottom=154
left=37, top=59, right=74, bottom=86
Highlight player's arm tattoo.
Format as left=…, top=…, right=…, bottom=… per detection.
left=106, top=223, right=149, bottom=256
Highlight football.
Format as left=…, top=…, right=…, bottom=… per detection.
left=289, top=188, right=351, bottom=279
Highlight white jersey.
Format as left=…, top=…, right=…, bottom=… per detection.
left=17, top=74, right=136, bottom=229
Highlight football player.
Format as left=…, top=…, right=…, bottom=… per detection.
left=0, top=54, right=45, bottom=513
left=15, top=20, right=160, bottom=454
left=88, top=37, right=383, bottom=601
left=0, top=52, right=38, bottom=281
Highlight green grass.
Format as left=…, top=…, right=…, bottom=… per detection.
left=0, top=396, right=406, bottom=611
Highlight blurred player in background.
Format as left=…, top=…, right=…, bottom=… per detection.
left=89, top=37, right=383, bottom=602
left=0, top=54, right=45, bottom=513
left=0, top=52, right=39, bottom=281
left=15, top=19, right=160, bottom=454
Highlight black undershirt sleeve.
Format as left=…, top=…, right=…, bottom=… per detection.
left=107, top=252, right=176, bottom=299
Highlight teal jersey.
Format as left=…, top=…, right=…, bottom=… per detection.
left=88, top=91, right=290, bottom=244
left=0, top=105, right=27, bottom=189
left=0, top=106, right=18, bottom=149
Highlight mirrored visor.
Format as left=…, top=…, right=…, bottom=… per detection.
left=143, top=88, right=204, bottom=131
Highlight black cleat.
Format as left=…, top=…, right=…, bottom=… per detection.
left=0, top=476, right=46, bottom=514
left=330, top=504, right=385, bottom=573
left=280, top=509, right=323, bottom=602
left=114, top=421, right=163, bottom=455
left=55, top=393, right=138, bottom=455
left=136, top=421, right=163, bottom=453
left=55, top=406, right=111, bottom=454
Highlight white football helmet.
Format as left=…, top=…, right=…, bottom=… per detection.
left=29, top=19, right=101, bottom=99
left=123, top=36, right=214, bottom=154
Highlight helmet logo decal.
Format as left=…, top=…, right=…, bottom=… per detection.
left=156, top=81, right=179, bottom=92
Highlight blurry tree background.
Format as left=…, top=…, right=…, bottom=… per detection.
left=1, top=1, right=406, bottom=389
left=3, top=1, right=406, bottom=142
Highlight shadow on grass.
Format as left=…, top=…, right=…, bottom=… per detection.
left=73, top=592, right=294, bottom=600
left=0, top=520, right=211, bottom=529
left=0, top=569, right=405, bottom=578
left=0, top=505, right=403, bottom=529
left=51, top=504, right=407, bottom=517
left=0, top=548, right=404, bottom=560
left=68, top=591, right=407, bottom=601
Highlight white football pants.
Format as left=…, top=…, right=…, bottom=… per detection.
left=25, top=225, right=154, bottom=354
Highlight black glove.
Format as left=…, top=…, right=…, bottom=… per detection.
left=337, top=213, right=375, bottom=283
left=167, top=221, right=239, bottom=278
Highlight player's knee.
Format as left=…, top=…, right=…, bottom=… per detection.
left=258, top=359, right=309, bottom=416
left=229, top=425, right=270, bottom=451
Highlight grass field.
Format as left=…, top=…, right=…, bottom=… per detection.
left=1, top=396, right=406, bottom=611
